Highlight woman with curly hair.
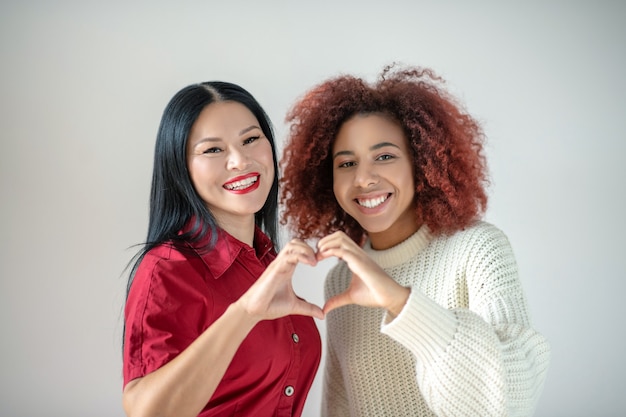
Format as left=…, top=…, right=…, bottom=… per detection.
left=280, top=65, right=550, bottom=416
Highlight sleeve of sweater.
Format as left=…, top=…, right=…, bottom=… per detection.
left=381, top=225, right=551, bottom=417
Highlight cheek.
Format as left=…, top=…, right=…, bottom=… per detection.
left=259, top=144, right=275, bottom=175
left=332, top=176, right=340, bottom=199
left=187, top=161, right=200, bottom=187
left=396, top=163, right=415, bottom=190
left=188, top=159, right=217, bottom=189
left=332, top=179, right=349, bottom=209
left=262, top=156, right=275, bottom=183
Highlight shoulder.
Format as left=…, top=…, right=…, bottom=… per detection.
left=138, top=243, right=192, bottom=269
left=433, top=221, right=510, bottom=251
left=456, top=220, right=507, bottom=240
left=133, top=243, right=204, bottom=286
left=424, top=221, right=516, bottom=274
left=143, top=239, right=204, bottom=260
left=127, top=243, right=216, bottom=313
left=451, top=221, right=519, bottom=280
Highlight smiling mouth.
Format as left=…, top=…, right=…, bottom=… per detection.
left=356, top=194, right=390, bottom=208
left=224, top=175, right=259, bottom=191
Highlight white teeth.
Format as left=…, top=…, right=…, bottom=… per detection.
left=225, top=176, right=258, bottom=190
left=357, top=195, right=388, bottom=208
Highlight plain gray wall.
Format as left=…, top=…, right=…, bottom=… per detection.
left=1, top=1, right=625, bottom=416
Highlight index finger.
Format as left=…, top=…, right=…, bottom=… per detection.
left=279, top=239, right=318, bottom=266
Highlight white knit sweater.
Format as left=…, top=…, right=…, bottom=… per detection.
left=322, top=221, right=550, bottom=417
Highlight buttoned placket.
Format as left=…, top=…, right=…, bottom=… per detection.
left=276, top=317, right=303, bottom=416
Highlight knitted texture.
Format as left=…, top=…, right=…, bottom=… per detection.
left=322, top=221, right=550, bottom=417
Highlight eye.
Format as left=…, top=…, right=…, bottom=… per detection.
left=243, top=135, right=262, bottom=145
left=376, top=153, right=395, bottom=161
left=337, top=160, right=356, bottom=169
left=202, top=146, right=223, bottom=154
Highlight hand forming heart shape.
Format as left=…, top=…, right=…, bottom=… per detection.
left=238, top=232, right=410, bottom=322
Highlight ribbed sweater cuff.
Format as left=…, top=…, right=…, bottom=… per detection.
left=381, top=289, right=458, bottom=364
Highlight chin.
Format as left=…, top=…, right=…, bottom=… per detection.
left=356, top=223, right=392, bottom=235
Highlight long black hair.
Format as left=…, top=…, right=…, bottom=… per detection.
left=126, top=81, right=279, bottom=297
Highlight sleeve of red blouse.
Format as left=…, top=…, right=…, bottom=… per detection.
left=123, top=250, right=212, bottom=387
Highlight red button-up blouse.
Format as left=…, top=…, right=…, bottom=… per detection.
left=123, top=227, right=321, bottom=416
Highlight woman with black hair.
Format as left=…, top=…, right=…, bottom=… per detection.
left=122, top=81, right=322, bottom=417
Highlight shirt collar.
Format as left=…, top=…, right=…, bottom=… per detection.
left=185, top=225, right=275, bottom=279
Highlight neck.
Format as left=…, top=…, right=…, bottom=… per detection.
left=369, top=211, right=421, bottom=250
left=215, top=215, right=256, bottom=247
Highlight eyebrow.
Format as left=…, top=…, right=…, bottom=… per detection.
left=239, top=125, right=262, bottom=136
left=193, top=125, right=263, bottom=145
left=333, top=141, right=400, bottom=159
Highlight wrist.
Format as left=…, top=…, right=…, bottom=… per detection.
left=228, top=299, right=262, bottom=329
left=386, top=286, right=410, bottom=318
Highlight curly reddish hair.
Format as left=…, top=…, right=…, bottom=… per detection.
left=280, top=65, right=488, bottom=243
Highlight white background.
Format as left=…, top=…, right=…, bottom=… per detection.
left=1, top=1, right=625, bottom=416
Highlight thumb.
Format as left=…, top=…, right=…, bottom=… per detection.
left=292, top=299, right=325, bottom=320
left=323, top=292, right=352, bottom=315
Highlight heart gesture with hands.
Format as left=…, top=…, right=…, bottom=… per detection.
left=237, top=239, right=325, bottom=322
left=316, top=231, right=411, bottom=317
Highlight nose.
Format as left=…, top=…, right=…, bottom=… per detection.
left=227, top=147, right=251, bottom=170
left=354, top=162, right=378, bottom=188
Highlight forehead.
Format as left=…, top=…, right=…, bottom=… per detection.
left=334, top=113, right=407, bottom=150
left=190, top=101, right=260, bottom=138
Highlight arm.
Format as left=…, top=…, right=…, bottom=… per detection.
left=123, top=239, right=323, bottom=417
left=383, top=290, right=550, bottom=416
left=317, top=227, right=550, bottom=416
left=381, top=227, right=550, bottom=416
left=123, top=302, right=258, bottom=417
